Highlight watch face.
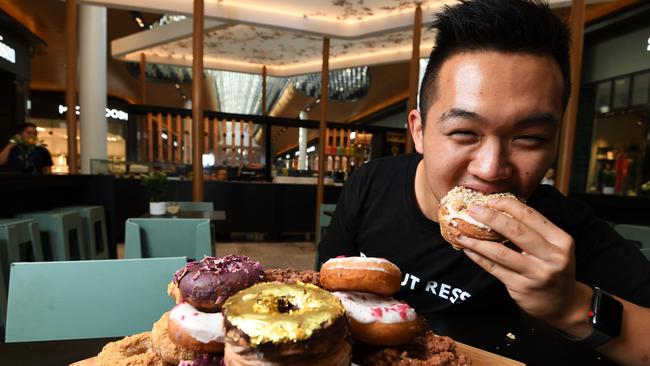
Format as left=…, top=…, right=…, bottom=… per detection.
left=592, top=290, right=623, bottom=338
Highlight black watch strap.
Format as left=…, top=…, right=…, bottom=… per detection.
left=566, top=325, right=614, bottom=348
left=562, top=286, right=623, bottom=348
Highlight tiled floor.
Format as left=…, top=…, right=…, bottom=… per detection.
left=117, top=241, right=317, bottom=270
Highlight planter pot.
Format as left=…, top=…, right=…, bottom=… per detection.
left=602, top=186, right=614, bottom=195
left=149, top=202, right=168, bottom=215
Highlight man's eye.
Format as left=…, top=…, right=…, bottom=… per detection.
left=448, top=131, right=478, bottom=142
left=513, top=135, right=546, bottom=146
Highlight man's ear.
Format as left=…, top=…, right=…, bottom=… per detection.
left=408, top=109, right=425, bottom=154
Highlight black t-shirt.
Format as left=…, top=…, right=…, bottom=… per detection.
left=319, top=153, right=650, bottom=315
left=5, top=145, right=53, bottom=174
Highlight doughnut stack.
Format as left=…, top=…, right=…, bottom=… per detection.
left=96, top=254, right=470, bottom=366
left=319, top=256, right=419, bottom=346
left=157, top=255, right=266, bottom=365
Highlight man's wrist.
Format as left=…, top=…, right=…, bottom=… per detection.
left=551, top=282, right=594, bottom=338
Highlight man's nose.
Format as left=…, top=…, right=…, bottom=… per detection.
left=467, top=139, right=511, bottom=181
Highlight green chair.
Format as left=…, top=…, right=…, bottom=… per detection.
left=315, top=204, right=336, bottom=270
left=0, top=218, right=44, bottom=333
left=124, top=218, right=213, bottom=260
left=317, top=204, right=336, bottom=245
left=0, top=261, right=6, bottom=336
left=16, top=210, right=87, bottom=261
left=641, top=248, right=650, bottom=261
left=172, top=201, right=214, bottom=212
left=614, top=224, right=650, bottom=249
left=169, top=202, right=216, bottom=243
left=54, top=206, right=109, bottom=260
left=0, top=218, right=44, bottom=275
left=4, top=257, right=186, bottom=342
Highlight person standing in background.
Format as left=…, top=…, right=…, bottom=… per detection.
left=0, top=123, right=53, bottom=174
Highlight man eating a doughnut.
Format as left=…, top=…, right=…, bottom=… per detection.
left=318, top=1, right=650, bottom=365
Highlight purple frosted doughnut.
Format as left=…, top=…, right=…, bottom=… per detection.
left=173, top=255, right=265, bottom=311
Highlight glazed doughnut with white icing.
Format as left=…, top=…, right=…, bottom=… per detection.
left=332, top=291, right=419, bottom=346
left=167, top=302, right=226, bottom=353
left=320, top=256, right=401, bottom=296
left=438, top=186, right=517, bottom=250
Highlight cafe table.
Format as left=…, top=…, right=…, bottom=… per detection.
left=141, top=210, right=226, bottom=222
left=0, top=309, right=618, bottom=366
left=0, top=337, right=119, bottom=365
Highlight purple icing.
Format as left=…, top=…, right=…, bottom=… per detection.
left=178, top=354, right=224, bottom=366
left=173, top=255, right=265, bottom=308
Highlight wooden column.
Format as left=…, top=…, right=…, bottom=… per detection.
left=405, top=4, right=422, bottom=154
left=147, top=112, right=153, bottom=161
left=176, top=115, right=182, bottom=163
left=192, top=0, right=205, bottom=201
left=139, top=53, right=147, bottom=104
left=65, top=0, right=78, bottom=174
left=157, top=113, right=163, bottom=161
left=262, top=65, right=270, bottom=179
left=556, top=0, right=585, bottom=195
left=262, top=66, right=267, bottom=116
left=166, top=114, right=173, bottom=162
left=315, top=37, right=330, bottom=242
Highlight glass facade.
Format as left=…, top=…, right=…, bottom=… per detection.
left=585, top=69, right=650, bottom=196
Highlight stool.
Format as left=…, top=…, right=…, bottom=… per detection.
left=17, top=211, right=87, bottom=261
left=54, top=206, right=109, bottom=260
left=0, top=218, right=43, bottom=334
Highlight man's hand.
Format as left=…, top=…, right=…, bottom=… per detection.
left=0, top=142, right=17, bottom=166
left=456, top=196, right=593, bottom=337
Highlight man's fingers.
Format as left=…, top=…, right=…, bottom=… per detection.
left=458, top=235, right=538, bottom=276
left=462, top=247, right=530, bottom=286
left=487, top=197, right=570, bottom=246
left=467, top=204, right=560, bottom=260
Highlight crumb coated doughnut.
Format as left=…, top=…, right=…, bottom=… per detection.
left=438, top=186, right=516, bottom=250
left=151, top=312, right=202, bottom=365
left=168, top=302, right=225, bottom=353
left=170, top=255, right=265, bottom=311
left=363, top=330, right=470, bottom=366
left=96, top=332, right=166, bottom=366
left=264, top=268, right=321, bottom=287
left=333, top=291, right=418, bottom=346
left=320, top=257, right=401, bottom=296
left=178, top=354, right=225, bottom=366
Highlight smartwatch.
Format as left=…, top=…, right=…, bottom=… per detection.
left=568, top=286, right=623, bottom=348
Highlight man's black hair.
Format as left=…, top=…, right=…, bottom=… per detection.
left=15, top=122, right=38, bottom=134
left=419, top=0, right=571, bottom=125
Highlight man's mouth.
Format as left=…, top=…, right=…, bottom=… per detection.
left=457, top=183, right=515, bottom=196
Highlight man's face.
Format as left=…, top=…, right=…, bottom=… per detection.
left=410, top=51, right=564, bottom=205
left=215, top=169, right=228, bottom=181
left=20, top=127, right=37, bottom=141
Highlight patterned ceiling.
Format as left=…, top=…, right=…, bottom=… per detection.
left=143, top=24, right=435, bottom=71
left=104, top=0, right=608, bottom=76
left=214, top=0, right=442, bottom=22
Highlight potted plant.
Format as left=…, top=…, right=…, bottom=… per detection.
left=142, top=170, right=168, bottom=215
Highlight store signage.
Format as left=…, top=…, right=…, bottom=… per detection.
left=0, top=35, right=17, bottom=64
left=58, top=104, right=129, bottom=121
